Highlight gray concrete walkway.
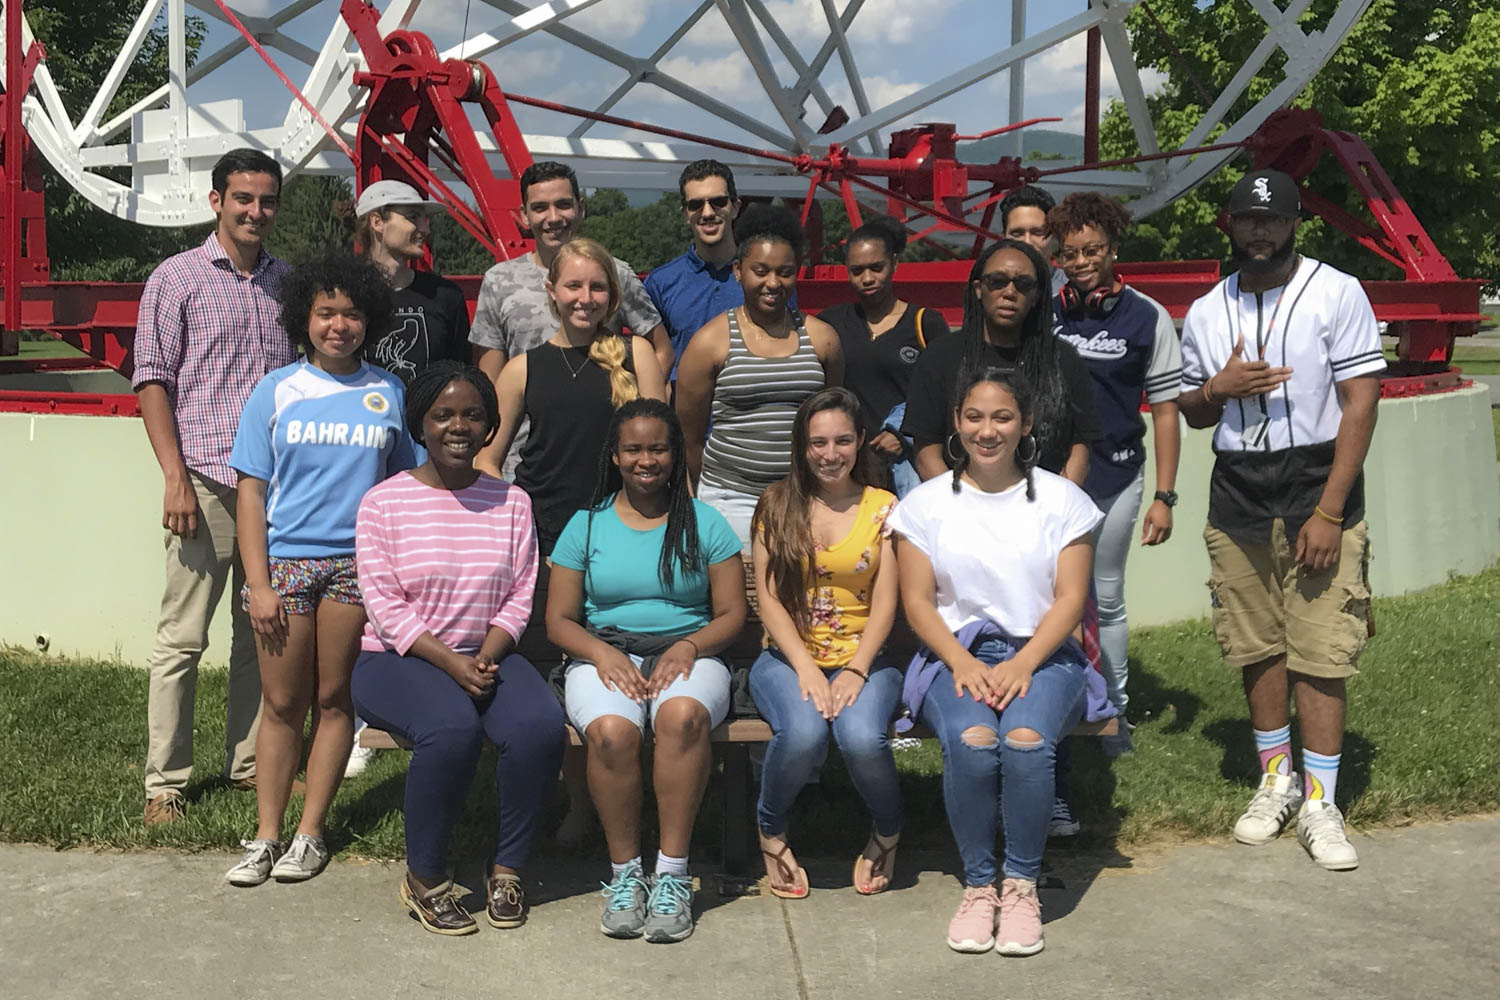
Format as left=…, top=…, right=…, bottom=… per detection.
left=3, top=817, right=1496, bottom=1000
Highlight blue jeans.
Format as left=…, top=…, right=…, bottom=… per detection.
left=918, top=637, right=1087, bottom=884
left=351, top=650, right=566, bottom=881
left=749, top=648, right=903, bottom=838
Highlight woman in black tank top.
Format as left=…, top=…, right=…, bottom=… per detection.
left=479, top=238, right=667, bottom=555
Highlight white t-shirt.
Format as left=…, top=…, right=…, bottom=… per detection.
left=887, top=469, right=1103, bottom=636
left=1180, top=257, right=1385, bottom=453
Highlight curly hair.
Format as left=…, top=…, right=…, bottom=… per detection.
left=403, top=360, right=500, bottom=447
left=998, top=184, right=1055, bottom=230
left=278, top=252, right=394, bottom=354
left=1047, top=191, right=1133, bottom=246
left=734, top=203, right=804, bottom=262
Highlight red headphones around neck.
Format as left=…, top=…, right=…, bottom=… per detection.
left=1058, top=278, right=1125, bottom=319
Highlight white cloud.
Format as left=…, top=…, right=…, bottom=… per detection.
left=655, top=53, right=758, bottom=102
left=676, top=0, right=959, bottom=51
left=1003, top=32, right=1168, bottom=132
left=568, top=0, right=651, bottom=38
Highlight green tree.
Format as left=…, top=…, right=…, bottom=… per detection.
left=262, top=175, right=353, bottom=264
left=26, top=3, right=211, bottom=280
left=1101, top=0, right=1500, bottom=288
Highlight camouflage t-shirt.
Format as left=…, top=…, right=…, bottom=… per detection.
left=468, top=253, right=662, bottom=478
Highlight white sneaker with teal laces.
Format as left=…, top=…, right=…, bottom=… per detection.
left=1297, top=800, right=1359, bottom=870
left=1233, top=771, right=1304, bottom=845
left=270, top=833, right=329, bottom=882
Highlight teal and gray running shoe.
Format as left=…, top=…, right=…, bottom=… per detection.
left=643, top=871, right=695, bottom=943
left=599, top=865, right=649, bottom=938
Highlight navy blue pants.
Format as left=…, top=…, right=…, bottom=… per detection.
left=351, top=650, right=566, bottom=881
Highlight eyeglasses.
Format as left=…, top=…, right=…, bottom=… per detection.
left=977, top=273, right=1040, bottom=294
left=684, top=195, right=732, bottom=213
left=1057, top=243, right=1110, bottom=263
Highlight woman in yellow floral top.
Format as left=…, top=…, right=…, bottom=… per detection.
left=749, top=387, right=902, bottom=898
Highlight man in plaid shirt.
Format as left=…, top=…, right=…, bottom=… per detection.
left=133, top=149, right=297, bottom=825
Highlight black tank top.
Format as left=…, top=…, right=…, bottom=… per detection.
left=515, top=337, right=634, bottom=555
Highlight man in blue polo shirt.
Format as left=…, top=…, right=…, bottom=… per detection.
left=645, top=160, right=743, bottom=383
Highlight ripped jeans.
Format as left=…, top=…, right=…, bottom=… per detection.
left=918, top=637, right=1087, bottom=885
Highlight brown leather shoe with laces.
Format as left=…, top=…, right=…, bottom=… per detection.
left=486, top=873, right=526, bottom=929
left=144, top=793, right=186, bottom=826
left=399, top=875, right=478, bottom=936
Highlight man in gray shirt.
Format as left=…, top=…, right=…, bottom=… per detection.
left=470, top=161, right=671, bottom=477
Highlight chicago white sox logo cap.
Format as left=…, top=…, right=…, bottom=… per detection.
left=1227, top=168, right=1300, bottom=217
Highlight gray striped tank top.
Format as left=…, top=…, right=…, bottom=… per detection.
left=700, top=308, right=826, bottom=494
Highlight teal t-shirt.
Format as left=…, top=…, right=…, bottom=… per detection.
left=551, top=496, right=742, bottom=635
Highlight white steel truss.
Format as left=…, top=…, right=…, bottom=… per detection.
left=0, top=0, right=1372, bottom=228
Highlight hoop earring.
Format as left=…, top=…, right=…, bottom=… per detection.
left=1016, top=433, right=1039, bottom=467
left=945, top=432, right=965, bottom=465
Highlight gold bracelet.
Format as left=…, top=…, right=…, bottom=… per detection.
left=1313, top=505, right=1344, bottom=525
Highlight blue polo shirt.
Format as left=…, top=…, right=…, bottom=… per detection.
left=644, top=245, right=743, bottom=380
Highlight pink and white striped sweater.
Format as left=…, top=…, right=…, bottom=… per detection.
left=356, top=472, right=539, bottom=655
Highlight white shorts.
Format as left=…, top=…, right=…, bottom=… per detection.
left=564, top=653, right=733, bottom=735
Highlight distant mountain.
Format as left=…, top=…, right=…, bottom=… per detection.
left=959, top=129, right=1085, bottom=163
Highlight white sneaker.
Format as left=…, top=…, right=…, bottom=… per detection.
left=270, top=833, right=330, bottom=882
left=1297, top=801, right=1359, bottom=871
left=226, top=838, right=281, bottom=887
left=1047, top=797, right=1080, bottom=838
left=344, top=742, right=376, bottom=778
left=1233, top=771, right=1304, bottom=845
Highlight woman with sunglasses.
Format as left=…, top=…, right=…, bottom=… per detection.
left=902, top=240, right=1098, bottom=487
left=1048, top=194, right=1182, bottom=754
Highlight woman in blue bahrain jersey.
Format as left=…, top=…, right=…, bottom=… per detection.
left=225, top=253, right=418, bottom=887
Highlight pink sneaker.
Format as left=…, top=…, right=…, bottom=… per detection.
left=995, top=878, right=1044, bottom=956
left=946, top=885, right=999, bottom=953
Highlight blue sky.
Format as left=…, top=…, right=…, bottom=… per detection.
left=181, top=0, right=1162, bottom=172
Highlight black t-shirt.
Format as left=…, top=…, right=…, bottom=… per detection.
left=362, top=271, right=472, bottom=386
left=901, top=331, right=1100, bottom=475
left=820, top=302, right=950, bottom=437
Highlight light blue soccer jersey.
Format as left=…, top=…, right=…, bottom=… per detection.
left=231, top=360, right=418, bottom=558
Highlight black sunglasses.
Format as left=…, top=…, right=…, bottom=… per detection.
left=684, top=195, right=732, bottom=213
left=977, top=273, right=1040, bottom=294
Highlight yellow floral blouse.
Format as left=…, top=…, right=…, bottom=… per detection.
left=802, top=486, right=896, bottom=669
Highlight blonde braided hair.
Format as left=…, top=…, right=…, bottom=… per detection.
left=546, top=237, right=638, bottom=407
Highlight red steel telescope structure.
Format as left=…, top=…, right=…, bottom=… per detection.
left=0, top=0, right=1485, bottom=415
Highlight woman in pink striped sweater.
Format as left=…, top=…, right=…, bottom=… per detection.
left=352, top=361, right=567, bottom=936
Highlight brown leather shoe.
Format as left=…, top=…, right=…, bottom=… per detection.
left=399, top=875, right=478, bottom=936
left=230, top=775, right=307, bottom=795
left=486, top=873, right=526, bottom=928
left=144, top=793, right=186, bottom=826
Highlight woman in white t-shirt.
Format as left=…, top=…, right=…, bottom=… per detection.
left=888, top=365, right=1101, bottom=958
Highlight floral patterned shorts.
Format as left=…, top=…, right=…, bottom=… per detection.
left=241, top=555, right=362, bottom=616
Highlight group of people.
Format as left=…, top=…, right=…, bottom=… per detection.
left=132, top=147, right=1382, bottom=954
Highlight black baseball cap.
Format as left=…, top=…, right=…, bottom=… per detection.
left=1227, top=169, right=1300, bottom=218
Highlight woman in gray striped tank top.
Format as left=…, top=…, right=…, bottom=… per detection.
left=675, top=206, right=843, bottom=549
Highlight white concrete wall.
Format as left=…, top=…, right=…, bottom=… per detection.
left=2, top=386, right=1496, bottom=666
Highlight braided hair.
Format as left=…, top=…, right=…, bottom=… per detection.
left=949, top=363, right=1039, bottom=502
left=960, top=239, right=1073, bottom=475
left=402, top=360, right=500, bottom=446
left=582, top=398, right=702, bottom=589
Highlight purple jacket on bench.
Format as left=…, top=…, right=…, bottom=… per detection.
left=896, top=618, right=1118, bottom=733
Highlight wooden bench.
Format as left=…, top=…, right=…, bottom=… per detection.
left=358, top=563, right=1117, bottom=891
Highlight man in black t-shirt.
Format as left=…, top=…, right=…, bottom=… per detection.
left=354, top=179, right=472, bottom=387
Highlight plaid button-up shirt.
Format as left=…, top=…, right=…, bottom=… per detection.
left=132, top=234, right=297, bottom=487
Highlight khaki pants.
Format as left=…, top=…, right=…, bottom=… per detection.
left=143, top=472, right=262, bottom=799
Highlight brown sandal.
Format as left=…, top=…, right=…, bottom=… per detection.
left=758, top=832, right=809, bottom=899
left=853, top=830, right=900, bottom=895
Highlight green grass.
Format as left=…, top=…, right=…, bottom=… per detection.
left=7, top=337, right=85, bottom=361
left=3, top=566, right=1498, bottom=860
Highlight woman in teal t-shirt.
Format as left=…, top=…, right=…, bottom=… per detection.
left=546, top=399, right=746, bottom=943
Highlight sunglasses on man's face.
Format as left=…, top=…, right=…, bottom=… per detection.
left=977, top=273, right=1039, bottom=295
left=684, top=195, right=732, bottom=213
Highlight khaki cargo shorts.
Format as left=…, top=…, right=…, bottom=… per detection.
left=1204, top=519, right=1372, bottom=679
